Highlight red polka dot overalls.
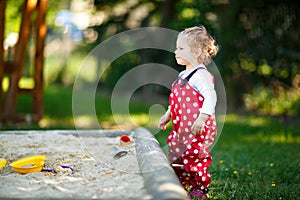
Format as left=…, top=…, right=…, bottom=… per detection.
left=167, top=68, right=217, bottom=193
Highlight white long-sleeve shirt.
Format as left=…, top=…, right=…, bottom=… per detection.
left=178, top=64, right=217, bottom=116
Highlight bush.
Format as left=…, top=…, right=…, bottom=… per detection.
left=243, top=74, right=300, bottom=116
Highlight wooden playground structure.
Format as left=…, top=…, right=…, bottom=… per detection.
left=0, top=0, right=48, bottom=124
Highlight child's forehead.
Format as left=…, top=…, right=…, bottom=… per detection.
left=176, top=34, right=189, bottom=44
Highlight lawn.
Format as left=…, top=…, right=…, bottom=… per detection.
left=208, top=114, right=300, bottom=199
left=2, top=85, right=300, bottom=199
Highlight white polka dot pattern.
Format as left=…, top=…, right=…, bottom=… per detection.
left=167, top=77, right=217, bottom=191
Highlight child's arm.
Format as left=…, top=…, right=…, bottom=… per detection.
left=191, top=112, right=209, bottom=135
left=158, top=107, right=171, bottom=130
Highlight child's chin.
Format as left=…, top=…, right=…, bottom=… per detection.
left=176, top=60, right=185, bottom=66
left=177, top=63, right=186, bottom=67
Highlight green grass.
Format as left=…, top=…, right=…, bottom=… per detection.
left=1, top=84, right=167, bottom=130
left=154, top=114, right=300, bottom=199
left=208, top=114, right=300, bottom=199
left=1, top=85, right=300, bottom=199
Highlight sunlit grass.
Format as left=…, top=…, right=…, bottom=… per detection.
left=112, top=113, right=150, bottom=127
left=223, top=113, right=300, bottom=144
left=225, top=113, right=271, bottom=127
left=38, top=116, right=74, bottom=129
left=1, top=84, right=164, bottom=130
left=245, top=130, right=300, bottom=144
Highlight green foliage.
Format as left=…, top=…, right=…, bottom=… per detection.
left=244, top=75, right=300, bottom=116
left=100, top=51, right=142, bottom=89
left=4, top=0, right=300, bottom=117
left=5, top=0, right=67, bottom=36
left=88, top=0, right=300, bottom=114
left=4, top=0, right=22, bottom=36
left=213, top=0, right=300, bottom=111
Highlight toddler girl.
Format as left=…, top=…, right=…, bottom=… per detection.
left=158, top=26, right=219, bottom=199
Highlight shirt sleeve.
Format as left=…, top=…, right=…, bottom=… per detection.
left=189, top=69, right=217, bottom=116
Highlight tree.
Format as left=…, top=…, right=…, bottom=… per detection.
left=214, top=0, right=300, bottom=111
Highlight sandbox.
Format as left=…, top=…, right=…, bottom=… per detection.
left=0, top=128, right=188, bottom=200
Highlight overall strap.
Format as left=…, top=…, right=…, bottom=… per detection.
left=172, top=76, right=181, bottom=87
left=180, top=67, right=206, bottom=88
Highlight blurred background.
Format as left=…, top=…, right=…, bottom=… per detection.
left=1, top=0, right=299, bottom=129
left=1, top=1, right=299, bottom=198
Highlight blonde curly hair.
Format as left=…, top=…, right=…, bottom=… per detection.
left=179, top=26, right=219, bottom=65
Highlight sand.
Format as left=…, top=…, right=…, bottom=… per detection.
left=0, top=130, right=150, bottom=199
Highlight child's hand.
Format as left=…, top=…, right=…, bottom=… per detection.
left=158, top=111, right=171, bottom=130
left=191, top=113, right=209, bottom=135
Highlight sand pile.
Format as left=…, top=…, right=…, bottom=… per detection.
left=0, top=130, right=149, bottom=199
